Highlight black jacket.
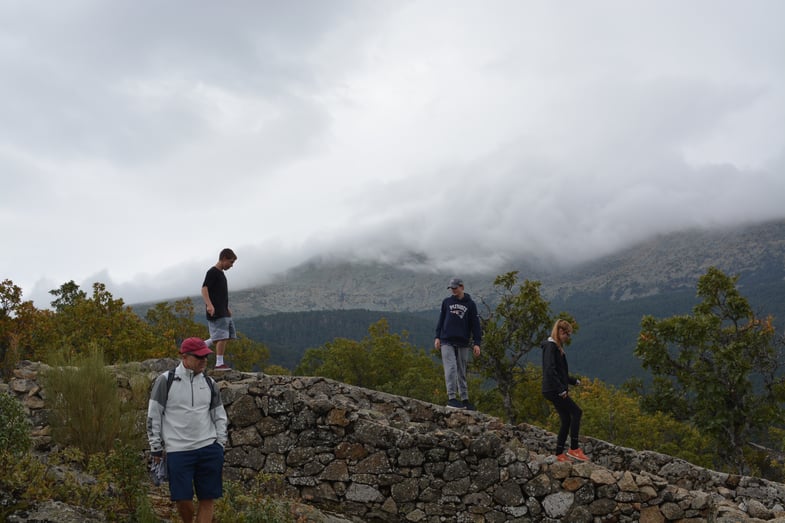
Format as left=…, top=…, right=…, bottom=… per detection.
left=541, top=338, right=578, bottom=395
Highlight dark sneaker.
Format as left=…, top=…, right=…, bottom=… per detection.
left=213, top=364, right=231, bottom=371
left=462, top=399, right=476, bottom=411
left=446, top=398, right=465, bottom=409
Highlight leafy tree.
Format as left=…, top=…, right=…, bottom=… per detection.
left=474, top=271, right=575, bottom=423
left=634, top=266, right=785, bottom=473
left=297, top=319, right=446, bottom=404
left=263, top=364, right=292, bottom=376
left=7, top=302, right=56, bottom=365
left=0, top=279, right=23, bottom=371
left=224, top=334, right=272, bottom=372
left=0, top=280, right=54, bottom=375
left=49, top=280, right=87, bottom=312
left=0, top=279, right=23, bottom=317
left=145, top=298, right=206, bottom=345
left=569, top=378, right=713, bottom=467
left=475, top=362, right=552, bottom=424
left=46, top=282, right=165, bottom=363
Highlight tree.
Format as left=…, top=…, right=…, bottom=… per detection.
left=634, top=266, right=785, bottom=473
left=0, top=279, right=52, bottom=376
left=474, top=362, right=553, bottom=425
left=297, top=319, right=446, bottom=404
left=49, top=280, right=87, bottom=312
left=224, top=334, right=272, bottom=372
left=3, top=280, right=179, bottom=367
left=474, top=272, right=576, bottom=423
left=46, top=282, right=165, bottom=363
left=145, top=298, right=205, bottom=346
left=0, top=279, right=23, bottom=373
left=570, top=378, right=713, bottom=468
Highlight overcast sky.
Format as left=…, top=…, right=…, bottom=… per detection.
left=2, top=1, right=784, bottom=308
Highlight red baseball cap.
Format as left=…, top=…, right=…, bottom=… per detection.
left=180, top=337, right=213, bottom=357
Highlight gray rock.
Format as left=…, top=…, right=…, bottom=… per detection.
left=7, top=500, right=105, bottom=523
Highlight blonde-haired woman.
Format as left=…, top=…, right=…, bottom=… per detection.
left=541, top=319, right=589, bottom=462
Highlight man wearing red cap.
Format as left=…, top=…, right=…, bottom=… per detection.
left=147, top=337, right=228, bottom=522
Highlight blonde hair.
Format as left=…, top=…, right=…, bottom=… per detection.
left=550, top=319, right=573, bottom=348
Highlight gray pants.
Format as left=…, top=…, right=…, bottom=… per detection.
left=440, top=342, right=469, bottom=400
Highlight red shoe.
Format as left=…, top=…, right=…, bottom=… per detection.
left=213, top=364, right=231, bottom=371
left=566, top=448, right=589, bottom=461
left=556, top=453, right=570, bottom=462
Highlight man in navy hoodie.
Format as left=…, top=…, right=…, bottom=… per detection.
left=434, top=277, right=483, bottom=410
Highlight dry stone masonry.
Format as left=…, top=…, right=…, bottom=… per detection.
left=6, top=359, right=785, bottom=522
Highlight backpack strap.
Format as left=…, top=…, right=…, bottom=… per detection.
left=166, top=369, right=177, bottom=394
left=163, top=368, right=217, bottom=412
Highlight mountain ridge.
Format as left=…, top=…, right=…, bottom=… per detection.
left=226, top=218, right=785, bottom=317
left=133, top=218, right=784, bottom=385
left=228, top=218, right=784, bottom=384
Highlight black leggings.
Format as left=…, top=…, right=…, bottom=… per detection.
left=544, top=392, right=583, bottom=454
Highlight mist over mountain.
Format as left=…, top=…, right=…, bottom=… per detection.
left=131, top=219, right=784, bottom=384
left=187, top=218, right=785, bottom=385
left=227, top=218, right=785, bottom=317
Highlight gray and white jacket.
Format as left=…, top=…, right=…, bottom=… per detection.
left=147, top=362, right=228, bottom=454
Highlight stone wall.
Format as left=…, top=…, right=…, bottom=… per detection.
left=6, top=359, right=785, bottom=522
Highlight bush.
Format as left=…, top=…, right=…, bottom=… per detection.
left=0, top=449, right=52, bottom=502
left=216, top=474, right=296, bottom=523
left=102, top=443, right=151, bottom=516
left=38, top=446, right=152, bottom=521
left=0, top=391, right=31, bottom=456
left=41, top=346, right=143, bottom=456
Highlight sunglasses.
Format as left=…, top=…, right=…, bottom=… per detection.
left=187, top=353, right=209, bottom=360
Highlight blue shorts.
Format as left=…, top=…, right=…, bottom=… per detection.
left=207, top=316, right=237, bottom=342
left=166, top=442, right=224, bottom=501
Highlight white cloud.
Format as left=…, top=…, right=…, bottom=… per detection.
left=1, top=0, right=783, bottom=308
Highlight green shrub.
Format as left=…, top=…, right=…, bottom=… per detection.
left=41, top=346, right=143, bottom=456
left=0, top=391, right=31, bottom=456
left=41, top=445, right=153, bottom=521
left=104, top=443, right=150, bottom=515
left=216, top=474, right=296, bottom=523
left=0, top=450, right=51, bottom=502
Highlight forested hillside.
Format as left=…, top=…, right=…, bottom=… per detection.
left=232, top=309, right=437, bottom=370
left=226, top=290, right=701, bottom=386
left=225, top=274, right=782, bottom=386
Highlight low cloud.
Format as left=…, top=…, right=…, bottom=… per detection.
left=3, top=1, right=784, bottom=308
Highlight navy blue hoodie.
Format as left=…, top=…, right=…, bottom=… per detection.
left=434, top=293, right=483, bottom=347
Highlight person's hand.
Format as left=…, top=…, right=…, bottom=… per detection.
left=473, top=345, right=481, bottom=357
left=559, top=390, right=568, bottom=398
left=206, top=304, right=215, bottom=316
left=149, top=452, right=167, bottom=486
left=434, top=339, right=441, bottom=350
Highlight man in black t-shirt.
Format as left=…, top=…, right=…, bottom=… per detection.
left=201, top=248, right=237, bottom=370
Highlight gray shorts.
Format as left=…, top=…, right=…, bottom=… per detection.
left=207, top=317, right=237, bottom=341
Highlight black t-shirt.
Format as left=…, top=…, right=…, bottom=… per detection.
left=202, top=267, right=229, bottom=319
